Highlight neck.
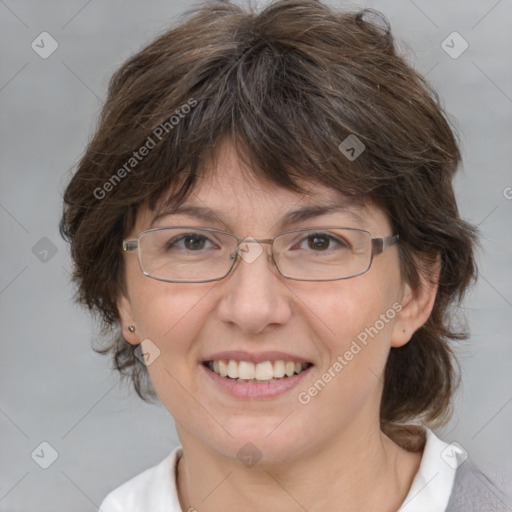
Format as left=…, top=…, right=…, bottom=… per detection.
left=176, top=421, right=422, bottom=512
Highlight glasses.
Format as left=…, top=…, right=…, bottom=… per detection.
left=122, top=226, right=399, bottom=283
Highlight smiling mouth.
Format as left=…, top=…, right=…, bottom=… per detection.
left=203, top=360, right=313, bottom=383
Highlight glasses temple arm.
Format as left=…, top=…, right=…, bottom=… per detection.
left=123, top=240, right=138, bottom=252
left=371, top=234, right=400, bottom=255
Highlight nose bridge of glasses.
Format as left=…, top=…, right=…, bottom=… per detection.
left=235, top=236, right=274, bottom=265
left=235, top=236, right=273, bottom=246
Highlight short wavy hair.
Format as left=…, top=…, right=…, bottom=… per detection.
left=60, top=0, right=477, bottom=442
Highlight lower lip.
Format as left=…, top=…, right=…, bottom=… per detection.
left=201, top=364, right=313, bottom=399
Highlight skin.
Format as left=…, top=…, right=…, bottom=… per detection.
left=118, top=140, right=439, bottom=512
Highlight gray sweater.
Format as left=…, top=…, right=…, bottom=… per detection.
left=446, top=460, right=512, bottom=511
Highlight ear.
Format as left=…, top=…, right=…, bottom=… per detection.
left=117, top=293, right=140, bottom=346
left=391, top=255, right=440, bottom=348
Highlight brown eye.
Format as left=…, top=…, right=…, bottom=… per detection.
left=166, top=233, right=213, bottom=251
left=307, top=234, right=331, bottom=251
left=290, top=232, right=350, bottom=253
left=183, top=235, right=206, bottom=250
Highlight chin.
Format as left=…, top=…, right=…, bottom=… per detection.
left=201, top=416, right=314, bottom=466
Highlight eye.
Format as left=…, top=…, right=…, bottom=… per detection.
left=295, top=232, right=349, bottom=252
left=168, top=233, right=217, bottom=251
left=306, top=233, right=331, bottom=251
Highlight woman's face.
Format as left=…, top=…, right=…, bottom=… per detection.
left=118, top=141, right=418, bottom=463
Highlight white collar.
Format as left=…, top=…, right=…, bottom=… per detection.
left=399, top=428, right=464, bottom=511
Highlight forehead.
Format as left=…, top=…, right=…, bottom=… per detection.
left=138, top=141, right=390, bottom=233
left=190, top=165, right=358, bottom=217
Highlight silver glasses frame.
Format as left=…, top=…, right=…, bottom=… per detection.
left=122, top=226, right=400, bottom=283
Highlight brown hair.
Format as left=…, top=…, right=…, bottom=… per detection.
left=60, top=0, right=477, bottom=439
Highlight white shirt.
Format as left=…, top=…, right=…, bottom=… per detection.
left=99, top=429, right=464, bottom=512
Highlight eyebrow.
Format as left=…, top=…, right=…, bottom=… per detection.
left=151, top=202, right=368, bottom=230
left=277, top=203, right=367, bottom=229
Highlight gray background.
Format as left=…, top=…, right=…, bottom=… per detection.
left=1, top=0, right=511, bottom=510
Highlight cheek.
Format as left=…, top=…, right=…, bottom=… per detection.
left=303, top=275, right=400, bottom=394
left=123, top=246, right=207, bottom=337
left=129, top=280, right=220, bottom=419
left=306, top=274, right=399, bottom=346
left=131, top=280, right=217, bottom=352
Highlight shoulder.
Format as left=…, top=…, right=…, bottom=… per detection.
left=446, top=459, right=512, bottom=512
left=98, top=446, right=183, bottom=512
left=399, top=428, right=511, bottom=512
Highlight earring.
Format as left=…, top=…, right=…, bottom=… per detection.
left=128, top=325, right=135, bottom=333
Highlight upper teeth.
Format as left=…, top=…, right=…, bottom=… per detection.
left=208, top=360, right=309, bottom=381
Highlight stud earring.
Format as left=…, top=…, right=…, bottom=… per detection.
left=128, top=325, right=135, bottom=333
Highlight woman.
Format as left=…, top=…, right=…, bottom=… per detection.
left=60, top=0, right=508, bottom=510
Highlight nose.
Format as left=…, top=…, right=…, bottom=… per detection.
left=215, top=241, right=292, bottom=334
